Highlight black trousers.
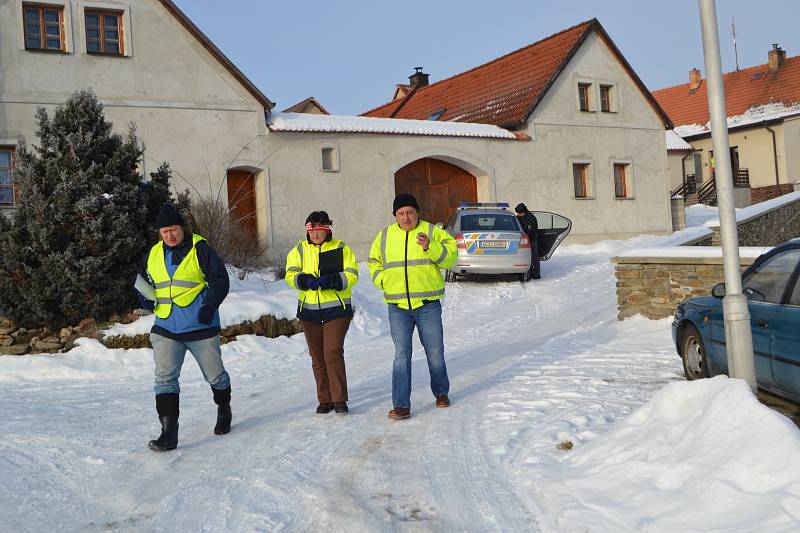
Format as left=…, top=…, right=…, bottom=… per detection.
left=529, top=238, right=541, bottom=278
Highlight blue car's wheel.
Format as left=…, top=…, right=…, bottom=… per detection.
left=681, top=324, right=710, bottom=380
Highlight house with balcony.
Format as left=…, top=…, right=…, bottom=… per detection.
left=653, top=44, right=800, bottom=206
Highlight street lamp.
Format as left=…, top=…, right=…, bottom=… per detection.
left=698, top=0, right=756, bottom=388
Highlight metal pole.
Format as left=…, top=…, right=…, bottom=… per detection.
left=698, top=0, right=756, bottom=388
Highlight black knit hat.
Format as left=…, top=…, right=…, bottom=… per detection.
left=156, top=204, right=185, bottom=229
left=515, top=203, right=528, bottom=214
left=393, top=193, right=420, bottom=215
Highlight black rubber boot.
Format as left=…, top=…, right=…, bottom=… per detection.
left=148, top=416, right=179, bottom=451
left=213, top=387, right=232, bottom=435
left=149, top=393, right=179, bottom=451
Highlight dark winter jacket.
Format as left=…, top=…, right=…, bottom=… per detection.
left=138, top=233, right=229, bottom=341
left=517, top=211, right=538, bottom=240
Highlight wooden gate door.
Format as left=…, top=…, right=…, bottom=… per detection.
left=394, top=158, right=477, bottom=225
left=226, top=169, right=257, bottom=237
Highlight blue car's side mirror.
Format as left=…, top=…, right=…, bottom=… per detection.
left=712, top=282, right=726, bottom=298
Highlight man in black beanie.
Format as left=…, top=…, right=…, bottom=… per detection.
left=135, top=204, right=232, bottom=451
left=515, top=202, right=540, bottom=280
left=369, top=193, right=458, bottom=420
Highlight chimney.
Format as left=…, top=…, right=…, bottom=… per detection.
left=769, top=43, right=786, bottom=72
left=409, top=67, right=429, bottom=88
left=689, top=68, right=702, bottom=92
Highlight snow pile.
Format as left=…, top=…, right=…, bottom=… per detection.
left=665, top=129, right=692, bottom=151
left=533, top=377, right=800, bottom=532
left=675, top=101, right=800, bottom=137
left=268, top=112, right=518, bottom=139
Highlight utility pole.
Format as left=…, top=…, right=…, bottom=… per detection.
left=698, top=0, right=756, bottom=389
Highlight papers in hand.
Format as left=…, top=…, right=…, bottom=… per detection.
left=135, top=274, right=157, bottom=302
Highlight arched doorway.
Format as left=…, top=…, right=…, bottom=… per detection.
left=226, top=168, right=257, bottom=237
left=394, top=158, right=477, bottom=225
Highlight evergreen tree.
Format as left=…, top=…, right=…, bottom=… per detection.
left=0, top=90, right=180, bottom=328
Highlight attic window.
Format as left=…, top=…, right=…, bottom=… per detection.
left=578, top=83, right=592, bottom=112
left=428, top=109, right=446, bottom=121
left=85, top=10, right=123, bottom=55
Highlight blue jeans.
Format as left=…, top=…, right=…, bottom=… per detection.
left=150, top=333, right=231, bottom=395
left=388, top=300, right=450, bottom=408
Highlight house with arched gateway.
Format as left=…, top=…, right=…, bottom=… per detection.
left=1, top=0, right=674, bottom=261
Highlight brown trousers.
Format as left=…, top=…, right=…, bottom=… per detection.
left=301, top=318, right=351, bottom=403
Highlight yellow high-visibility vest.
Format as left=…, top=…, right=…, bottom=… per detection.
left=284, top=238, right=358, bottom=311
left=368, top=220, right=457, bottom=309
left=147, top=234, right=207, bottom=319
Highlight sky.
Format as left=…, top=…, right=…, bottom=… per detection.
left=175, top=1, right=796, bottom=115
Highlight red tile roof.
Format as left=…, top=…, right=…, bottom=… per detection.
left=652, top=55, right=800, bottom=128
left=362, top=19, right=671, bottom=129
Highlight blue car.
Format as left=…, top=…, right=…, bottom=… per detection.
left=672, top=239, right=800, bottom=403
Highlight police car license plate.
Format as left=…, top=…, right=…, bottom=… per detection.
left=478, top=240, right=507, bottom=249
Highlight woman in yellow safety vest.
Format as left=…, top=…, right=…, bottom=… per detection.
left=285, top=211, right=358, bottom=414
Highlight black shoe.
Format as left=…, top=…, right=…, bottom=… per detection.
left=316, top=403, right=334, bottom=414
left=148, top=416, right=179, bottom=451
left=334, top=402, right=349, bottom=413
left=214, top=405, right=232, bottom=435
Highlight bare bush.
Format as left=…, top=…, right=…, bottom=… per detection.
left=187, top=194, right=267, bottom=279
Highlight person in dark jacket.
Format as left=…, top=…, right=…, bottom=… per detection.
left=285, top=211, right=358, bottom=414
left=136, top=204, right=232, bottom=451
left=515, top=203, right=541, bottom=280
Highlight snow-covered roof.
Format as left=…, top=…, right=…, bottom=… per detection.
left=665, top=130, right=692, bottom=151
left=674, top=102, right=800, bottom=138
left=267, top=112, right=520, bottom=140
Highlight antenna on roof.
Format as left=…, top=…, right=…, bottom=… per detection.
left=731, top=17, right=740, bottom=71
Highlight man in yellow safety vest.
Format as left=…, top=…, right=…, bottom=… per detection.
left=136, top=204, right=232, bottom=451
left=369, top=193, right=457, bottom=420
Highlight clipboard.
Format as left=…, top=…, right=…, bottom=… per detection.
left=318, top=248, right=344, bottom=275
left=134, top=274, right=157, bottom=302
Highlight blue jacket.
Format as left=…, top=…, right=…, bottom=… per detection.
left=138, top=234, right=229, bottom=341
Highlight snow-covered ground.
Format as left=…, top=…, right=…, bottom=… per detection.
left=3, top=210, right=800, bottom=532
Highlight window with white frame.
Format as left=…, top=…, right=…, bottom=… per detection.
left=321, top=146, right=339, bottom=172
left=0, top=148, right=17, bottom=206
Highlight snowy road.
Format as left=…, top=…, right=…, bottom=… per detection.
left=3, top=226, right=799, bottom=532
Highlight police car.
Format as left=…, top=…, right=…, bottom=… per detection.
left=444, top=203, right=571, bottom=282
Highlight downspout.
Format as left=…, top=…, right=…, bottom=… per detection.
left=681, top=150, right=694, bottom=193
left=765, top=122, right=780, bottom=188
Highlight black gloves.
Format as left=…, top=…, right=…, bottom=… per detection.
left=296, top=273, right=315, bottom=290
left=198, top=304, right=215, bottom=325
left=317, top=273, right=343, bottom=291
left=296, top=273, right=341, bottom=291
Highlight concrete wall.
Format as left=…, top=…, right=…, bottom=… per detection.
left=0, top=0, right=267, bottom=234
left=667, top=151, right=691, bottom=191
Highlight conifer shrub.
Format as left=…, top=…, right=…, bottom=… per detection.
left=0, top=90, right=180, bottom=328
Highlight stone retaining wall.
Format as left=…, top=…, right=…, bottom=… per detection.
left=612, top=256, right=756, bottom=320
left=101, top=314, right=302, bottom=350
left=710, top=196, right=800, bottom=247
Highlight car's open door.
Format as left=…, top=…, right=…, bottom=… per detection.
left=532, top=211, right=571, bottom=261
